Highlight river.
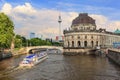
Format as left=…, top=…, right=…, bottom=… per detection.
left=0, top=53, right=120, bottom=80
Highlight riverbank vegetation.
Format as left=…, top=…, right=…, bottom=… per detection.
left=14, top=35, right=61, bottom=48
left=0, top=13, right=14, bottom=49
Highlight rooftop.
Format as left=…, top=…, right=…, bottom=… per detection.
left=72, top=13, right=96, bottom=26
left=114, top=29, right=120, bottom=33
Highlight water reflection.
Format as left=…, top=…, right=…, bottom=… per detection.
left=0, top=54, right=120, bottom=80
left=0, top=55, right=25, bottom=71
left=0, top=58, right=13, bottom=71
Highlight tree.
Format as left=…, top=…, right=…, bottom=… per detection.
left=14, top=35, right=27, bottom=48
left=52, top=42, right=61, bottom=46
left=21, top=36, right=27, bottom=47
left=0, top=13, right=14, bottom=49
left=14, top=35, right=22, bottom=48
left=29, top=38, right=52, bottom=46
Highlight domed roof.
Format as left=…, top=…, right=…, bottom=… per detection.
left=72, top=13, right=96, bottom=26
left=114, top=29, right=120, bottom=33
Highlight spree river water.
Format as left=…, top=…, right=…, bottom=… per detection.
left=0, top=54, right=120, bottom=80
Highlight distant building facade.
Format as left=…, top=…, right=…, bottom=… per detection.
left=63, top=13, right=120, bottom=54
left=30, top=32, right=35, bottom=39
left=56, top=36, right=64, bottom=41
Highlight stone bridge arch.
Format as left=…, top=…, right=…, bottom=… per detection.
left=26, top=46, right=63, bottom=53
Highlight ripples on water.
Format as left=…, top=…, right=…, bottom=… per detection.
left=0, top=54, right=120, bottom=80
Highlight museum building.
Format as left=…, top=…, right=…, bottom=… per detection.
left=63, top=13, right=120, bottom=54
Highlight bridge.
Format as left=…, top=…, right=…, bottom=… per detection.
left=25, top=46, right=63, bottom=53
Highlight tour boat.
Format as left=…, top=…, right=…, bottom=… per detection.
left=19, top=51, right=48, bottom=67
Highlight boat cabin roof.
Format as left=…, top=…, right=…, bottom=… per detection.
left=26, top=54, right=35, bottom=58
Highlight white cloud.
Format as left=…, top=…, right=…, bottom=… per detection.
left=1, top=3, right=12, bottom=14
left=90, top=14, right=109, bottom=29
left=1, top=2, right=120, bottom=39
left=109, top=21, right=120, bottom=31
left=0, top=3, right=77, bottom=39
left=90, top=14, right=120, bottom=31
left=13, top=3, right=37, bottom=16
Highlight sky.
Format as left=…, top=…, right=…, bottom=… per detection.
left=0, top=0, right=120, bottom=39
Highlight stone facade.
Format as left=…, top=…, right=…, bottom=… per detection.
left=63, top=13, right=120, bottom=55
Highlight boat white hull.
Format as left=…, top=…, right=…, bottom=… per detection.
left=19, top=55, right=48, bottom=68
left=34, top=55, right=48, bottom=65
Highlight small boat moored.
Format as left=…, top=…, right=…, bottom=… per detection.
left=19, top=51, right=48, bottom=68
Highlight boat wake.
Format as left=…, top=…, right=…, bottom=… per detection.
left=0, top=64, right=33, bottom=78
left=0, top=51, right=48, bottom=78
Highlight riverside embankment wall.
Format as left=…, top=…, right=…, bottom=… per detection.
left=107, top=49, right=120, bottom=65
left=63, top=48, right=98, bottom=55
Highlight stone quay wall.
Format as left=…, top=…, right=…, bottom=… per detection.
left=63, top=48, right=94, bottom=55
left=0, top=53, right=2, bottom=60
left=107, top=49, right=120, bottom=66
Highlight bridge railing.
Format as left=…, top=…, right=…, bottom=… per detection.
left=25, top=46, right=63, bottom=53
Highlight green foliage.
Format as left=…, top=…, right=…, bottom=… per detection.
left=0, top=13, right=14, bottom=48
left=15, top=36, right=52, bottom=48
left=15, top=34, right=27, bottom=48
left=30, top=38, right=52, bottom=46
left=52, top=42, right=61, bottom=46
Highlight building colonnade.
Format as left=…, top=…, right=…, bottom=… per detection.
left=64, top=33, right=120, bottom=48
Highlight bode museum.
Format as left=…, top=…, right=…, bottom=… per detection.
left=63, top=13, right=120, bottom=55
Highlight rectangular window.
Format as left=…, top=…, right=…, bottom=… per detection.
left=91, top=36, right=93, bottom=39
left=78, top=36, right=80, bottom=39
left=85, top=35, right=87, bottom=39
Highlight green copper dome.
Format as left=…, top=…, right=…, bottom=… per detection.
left=114, top=29, right=120, bottom=33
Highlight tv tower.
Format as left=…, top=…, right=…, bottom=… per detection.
left=58, top=13, right=62, bottom=40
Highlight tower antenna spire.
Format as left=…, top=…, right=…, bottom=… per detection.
left=58, top=12, right=62, bottom=40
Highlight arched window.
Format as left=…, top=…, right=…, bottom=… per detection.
left=84, top=41, right=87, bottom=47
left=68, top=41, right=70, bottom=47
left=96, top=41, right=98, bottom=46
left=91, top=41, right=94, bottom=47
left=78, top=41, right=81, bottom=47
left=72, top=41, right=74, bottom=47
